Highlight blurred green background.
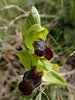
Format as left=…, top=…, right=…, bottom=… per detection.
left=0, top=0, right=75, bottom=100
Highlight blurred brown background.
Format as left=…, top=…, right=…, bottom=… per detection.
left=0, top=0, right=75, bottom=100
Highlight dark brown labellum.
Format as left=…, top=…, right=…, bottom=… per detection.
left=19, top=80, right=33, bottom=96
left=18, top=67, right=43, bottom=96
left=33, top=39, right=53, bottom=60
left=43, top=46, right=53, bottom=60
left=34, top=49, right=43, bottom=56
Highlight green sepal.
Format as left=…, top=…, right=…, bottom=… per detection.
left=25, top=24, right=48, bottom=51
left=27, top=6, right=41, bottom=26
left=22, top=6, right=41, bottom=49
left=42, top=70, right=65, bottom=85
left=17, top=50, right=37, bottom=70
left=38, top=59, right=52, bottom=72
left=36, top=65, right=44, bottom=73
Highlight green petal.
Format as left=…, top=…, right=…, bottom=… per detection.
left=42, top=70, right=65, bottom=85
left=52, top=64, right=59, bottom=70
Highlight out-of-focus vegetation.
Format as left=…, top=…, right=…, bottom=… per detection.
left=0, top=0, right=75, bottom=100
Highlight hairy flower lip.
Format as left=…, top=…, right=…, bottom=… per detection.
left=33, top=39, right=53, bottom=60
left=18, top=67, right=43, bottom=96
left=34, top=49, right=43, bottom=56
left=43, top=46, right=53, bottom=61
left=18, top=80, right=33, bottom=96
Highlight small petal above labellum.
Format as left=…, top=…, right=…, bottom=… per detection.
left=18, top=67, right=43, bottom=96
left=43, top=46, right=53, bottom=60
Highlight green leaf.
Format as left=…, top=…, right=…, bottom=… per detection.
left=25, top=24, right=48, bottom=50
left=42, top=70, right=65, bottom=85
left=22, top=6, right=41, bottom=49
left=17, top=50, right=37, bottom=70
left=38, top=59, right=52, bottom=71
